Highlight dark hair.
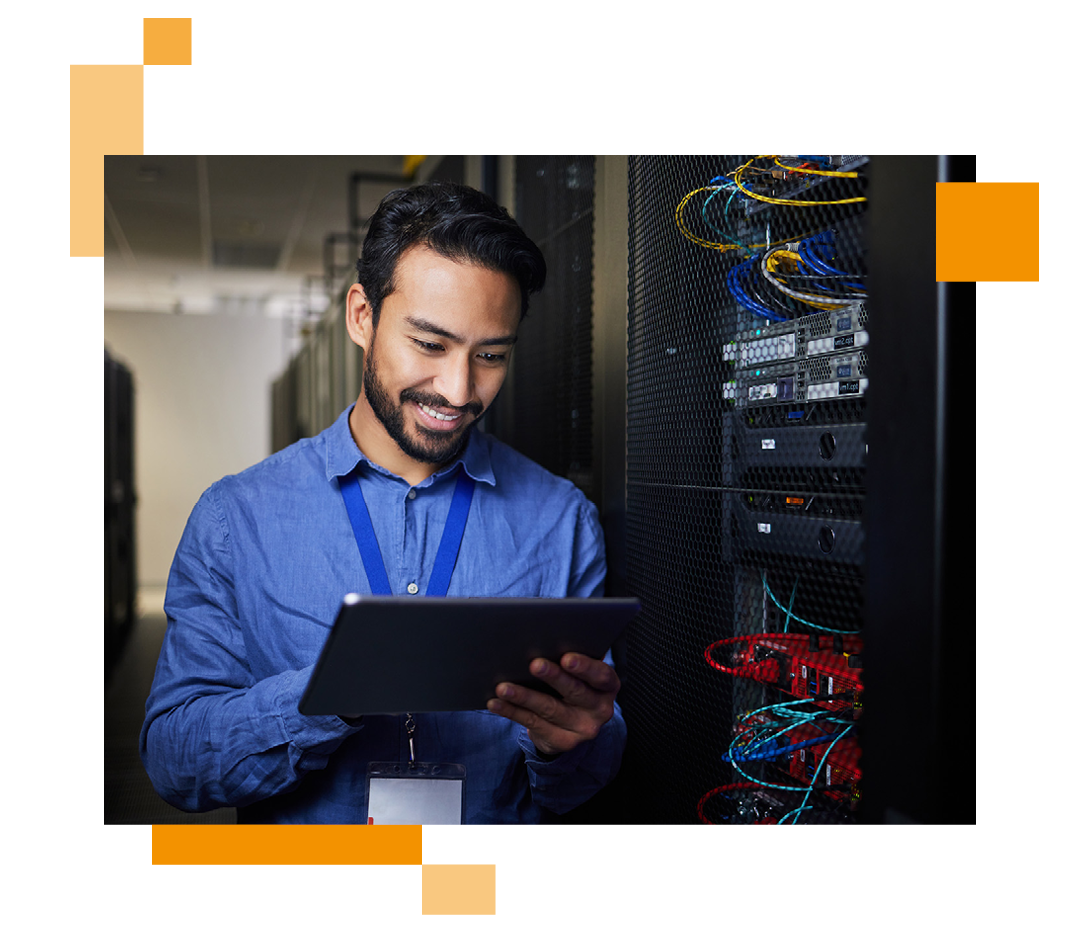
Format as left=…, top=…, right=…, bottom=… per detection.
left=355, top=182, right=546, bottom=324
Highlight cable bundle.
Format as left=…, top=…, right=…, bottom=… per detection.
left=727, top=231, right=867, bottom=321
left=696, top=695, right=857, bottom=824
left=674, top=157, right=867, bottom=251
left=760, top=231, right=866, bottom=313
left=724, top=698, right=855, bottom=824
left=674, top=177, right=768, bottom=253
left=727, top=253, right=792, bottom=322
left=674, top=159, right=868, bottom=322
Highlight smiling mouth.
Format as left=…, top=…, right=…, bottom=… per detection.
left=417, top=403, right=462, bottom=422
left=412, top=400, right=472, bottom=433
left=404, top=388, right=483, bottom=425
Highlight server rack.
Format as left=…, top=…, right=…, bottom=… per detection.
left=105, top=348, right=136, bottom=671
left=617, top=156, right=872, bottom=824
left=500, top=155, right=597, bottom=498
left=272, top=302, right=360, bottom=453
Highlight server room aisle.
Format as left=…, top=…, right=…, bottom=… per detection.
left=105, top=592, right=237, bottom=825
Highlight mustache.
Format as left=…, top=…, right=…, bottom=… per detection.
left=400, top=388, right=483, bottom=419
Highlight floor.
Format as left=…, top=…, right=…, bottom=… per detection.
left=104, top=592, right=236, bottom=825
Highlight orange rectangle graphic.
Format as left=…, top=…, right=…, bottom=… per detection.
left=937, top=182, right=1038, bottom=282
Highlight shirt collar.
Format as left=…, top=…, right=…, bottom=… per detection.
left=324, top=404, right=497, bottom=487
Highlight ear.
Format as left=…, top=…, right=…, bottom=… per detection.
left=345, top=283, right=374, bottom=352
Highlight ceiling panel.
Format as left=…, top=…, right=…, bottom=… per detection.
left=104, top=155, right=415, bottom=316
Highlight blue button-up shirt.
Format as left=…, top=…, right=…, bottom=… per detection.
left=140, top=406, right=625, bottom=823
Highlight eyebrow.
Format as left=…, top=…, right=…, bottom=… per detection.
left=404, top=315, right=518, bottom=347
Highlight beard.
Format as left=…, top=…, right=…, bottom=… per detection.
left=362, top=336, right=485, bottom=467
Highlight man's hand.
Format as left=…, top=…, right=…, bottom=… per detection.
left=486, top=652, right=621, bottom=756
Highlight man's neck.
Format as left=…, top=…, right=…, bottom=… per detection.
left=348, top=397, right=441, bottom=487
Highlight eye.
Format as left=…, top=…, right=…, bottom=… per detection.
left=411, top=338, right=444, bottom=353
left=477, top=351, right=508, bottom=364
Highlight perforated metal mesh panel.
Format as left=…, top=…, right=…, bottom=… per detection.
left=620, top=156, right=870, bottom=824
left=506, top=156, right=596, bottom=497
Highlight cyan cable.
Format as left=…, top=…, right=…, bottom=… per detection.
left=778, top=804, right=813, bottom=824
left=700, top=189, right=731, bottom=237
left=762, top=571, right=861, bottom=634
left=783, top=575, right=799, bottom=632
left=787, top=723, right=854, bottom=824
left=701, top=184, right=748, bottom=251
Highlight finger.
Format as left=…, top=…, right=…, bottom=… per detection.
left=558, top=653, right=621, bottom=695
left=487, top=683, right=605, bottom=756
left=491, top=681, right=571, bottom=727
left=527, top=658, right=597, bottom=706
left=485, top=696, right=572, bottom=755
left=510, top=669, right=616, bottom=736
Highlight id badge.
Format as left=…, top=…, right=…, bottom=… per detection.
left=366, top=762, right=466, bottom=825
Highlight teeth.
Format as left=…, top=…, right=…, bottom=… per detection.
left=419, top=403, right=460, bottom=422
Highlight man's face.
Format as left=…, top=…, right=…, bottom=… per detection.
left=356, top=246, right=521, bottom=469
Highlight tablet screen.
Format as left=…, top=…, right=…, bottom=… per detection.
left=299, top=596, right=640, bottom=716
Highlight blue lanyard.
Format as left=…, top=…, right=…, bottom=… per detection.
left=339, top=468, right=475, bottom=597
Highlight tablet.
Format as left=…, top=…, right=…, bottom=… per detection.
left=298, top=595, right=640, bottom=716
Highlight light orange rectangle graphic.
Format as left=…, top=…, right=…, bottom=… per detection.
left=422, top=864, right=497, bottom=915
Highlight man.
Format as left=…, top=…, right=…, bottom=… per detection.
left=140, top=182, right=626, bottom=823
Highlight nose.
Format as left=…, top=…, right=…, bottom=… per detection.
left=434, top=351, right=474, bottom=409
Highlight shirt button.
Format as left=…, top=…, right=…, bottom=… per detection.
left=408, top=489, right=417, bottom=500
left=407, top=582, right=419, bottom=594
